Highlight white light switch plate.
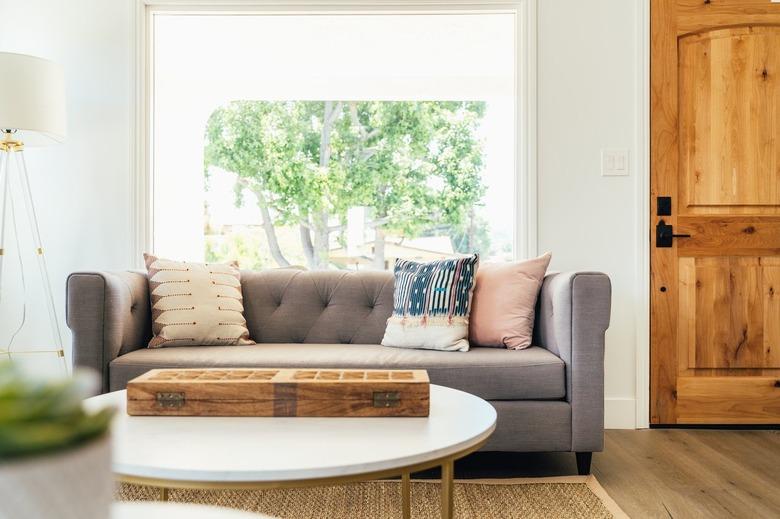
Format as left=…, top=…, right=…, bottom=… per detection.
left=601, top=149, right=629, bottom=176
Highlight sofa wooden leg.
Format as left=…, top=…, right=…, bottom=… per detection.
left=575, top=452, right=592, bottom=475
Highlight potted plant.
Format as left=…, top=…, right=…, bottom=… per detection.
left=0, top=362, right=115, bottom=519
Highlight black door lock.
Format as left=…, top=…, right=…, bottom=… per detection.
left=656, top=219, right=691, bottom=248
left=657, top=196, right=672, bottom=216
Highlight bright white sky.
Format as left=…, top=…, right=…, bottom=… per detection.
left=153, top=13, right=516, bottom=260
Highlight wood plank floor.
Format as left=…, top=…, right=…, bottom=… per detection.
left=418, top=429, right=780, bottom=518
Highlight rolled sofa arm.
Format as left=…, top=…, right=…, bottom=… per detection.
left=66, top=271, right=151, bottom=393
left=534, top=272, right=612, bottom=452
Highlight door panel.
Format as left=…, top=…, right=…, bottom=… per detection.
left=651, top=0, right=780, bottom=424
left=677, top=376, right=780, bottom=424
left=680, top=27, right=780, bottom=210
left=677, top=217, right=780, bottom=256
left=678, top=257, right=780, bottom=369
left=676, top=0, right=780, bottom=35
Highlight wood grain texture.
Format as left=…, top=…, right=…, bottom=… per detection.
left=431, top=430, right=780, bottom=519
left=650, top=0, right=680, bottom=425
left=593, top=430, right=780, bottom=518
left=678, top=258, right=696, bottom=372
left=652, top=0, right=780, bottom=424
left=678, top=217, right=780, bottom=255
left=676, top=0, right=780, bottom=36
left=680, top=26, right=780, bottom=211
left=127, top=368, right=430, bottom=417
left=677, top=376, right=780, bottom=423
left=694, top=258, right=774, bottom=368
left=679, top=257, right=780, bottom=369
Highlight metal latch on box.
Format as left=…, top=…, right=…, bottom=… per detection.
left=373, top=391, right=401, bottom=408
left=156, top=392, right=185, bottom=409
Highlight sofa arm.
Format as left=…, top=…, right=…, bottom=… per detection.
left=534, top=272, right=611, bottom=452
left=66, top=271, right=151, bottom=393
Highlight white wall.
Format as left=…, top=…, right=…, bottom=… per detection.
left=0, top=0, right=644, bottom=427
left=538, top=0, right=644, bottom=428
left=0, top=0, right=133, bottom=373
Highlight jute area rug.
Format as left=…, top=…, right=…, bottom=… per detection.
left=117, top=476, right=628, bottom=518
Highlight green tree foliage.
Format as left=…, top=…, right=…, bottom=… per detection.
left=205, top=231, right=266, bottom=271
left=204, top=100, right=486, bottom=269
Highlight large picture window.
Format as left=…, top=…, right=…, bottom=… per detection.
left=147, top=9, right=524, bottom=270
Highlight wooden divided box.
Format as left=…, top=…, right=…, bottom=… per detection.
left=126, top=368, right=430, bottom=417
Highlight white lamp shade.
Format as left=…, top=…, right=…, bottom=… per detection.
left=0, top=52, right=66, bottom=146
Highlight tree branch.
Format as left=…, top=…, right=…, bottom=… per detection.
left=349, top=102, right=367, bottom=140
left=233, top=176, right=291, bottom=267
left=366, top=216, right=390, bottom=229
left=349, top=102, right=379, bottom=143
left=327, top=101, right=343, bottom=127
left=360, top=147, right=378, bottom=160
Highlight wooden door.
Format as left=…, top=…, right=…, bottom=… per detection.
left=651, top=0, right=780, bottom=424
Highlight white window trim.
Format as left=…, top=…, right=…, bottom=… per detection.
left=634, top=0, right=650, bottom=429
left=132, top=0, right=538, bottom=267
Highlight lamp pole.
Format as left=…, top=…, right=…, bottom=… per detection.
left=0, top=53, right=68, bottom=374
left=0, top=129, right=67, bottom=373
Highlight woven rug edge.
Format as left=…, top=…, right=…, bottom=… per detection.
left=399, top=475, right=629, bottom=518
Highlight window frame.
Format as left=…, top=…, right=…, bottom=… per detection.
left=132, top=0, right=538, bottom=267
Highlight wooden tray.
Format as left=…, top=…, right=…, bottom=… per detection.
left=126, top=368, right=430, bottom=417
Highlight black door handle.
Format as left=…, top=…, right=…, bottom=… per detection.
left=656, top=220, right=691, bottom=248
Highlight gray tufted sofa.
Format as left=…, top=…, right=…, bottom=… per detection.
left=66, top=268, right=611, bottom=474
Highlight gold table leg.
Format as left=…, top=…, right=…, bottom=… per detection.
left=402, top=472, right=411, bottom=519
left=159, top=487, right=169, bottom=501
left=440, top=460, right=454, bottom=519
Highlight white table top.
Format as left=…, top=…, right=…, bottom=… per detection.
left=85, top=385, right=495, bottom=484
left=113, top=502, right=274, bottom=518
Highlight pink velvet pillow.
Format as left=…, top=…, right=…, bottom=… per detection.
left=468, top=253, right=552, bottom=349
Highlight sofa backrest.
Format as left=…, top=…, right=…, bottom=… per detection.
left=241, top=269, right=395, bottom=344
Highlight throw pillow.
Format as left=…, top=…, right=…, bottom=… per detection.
left=468, top=252, right=552, bottom=350
left=144, top=253, right=254, bottom=348
left=381, top=255, right=479, bottom=352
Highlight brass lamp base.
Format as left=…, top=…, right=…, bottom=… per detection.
left=0, top=132, right=67, bottom=374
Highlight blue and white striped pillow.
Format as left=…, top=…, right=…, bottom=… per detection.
left=381, top=255, right=479, bottom=352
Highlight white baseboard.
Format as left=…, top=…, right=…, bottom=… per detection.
left=604, top=398, right=636, bottom=429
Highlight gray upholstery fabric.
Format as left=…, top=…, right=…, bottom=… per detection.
left=535, top=272, right=611, bottom=452
left=241, top=269, right=394, bottom=344
left=66, top=272, right=151, bottom=392
left=67, top=269, right=611, bottom=454
left=108, top=343, right=564, bottom=400
left=484, top=401, right=572, bottom=452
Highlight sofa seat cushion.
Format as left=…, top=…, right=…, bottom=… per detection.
left=109, top=344, right=565, bottom=400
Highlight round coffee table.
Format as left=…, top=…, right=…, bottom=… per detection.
left=86, top=384, right=495, bottom=519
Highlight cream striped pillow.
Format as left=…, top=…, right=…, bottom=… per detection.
left=144, top=254, right=254, bottom=348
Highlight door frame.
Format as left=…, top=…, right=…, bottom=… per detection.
left=647, top=0, right=780, bottom=426
left=636, top=0, right=651, bottom=429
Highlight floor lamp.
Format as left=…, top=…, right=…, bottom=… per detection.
left=0, top=52, right=68, bottom=374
